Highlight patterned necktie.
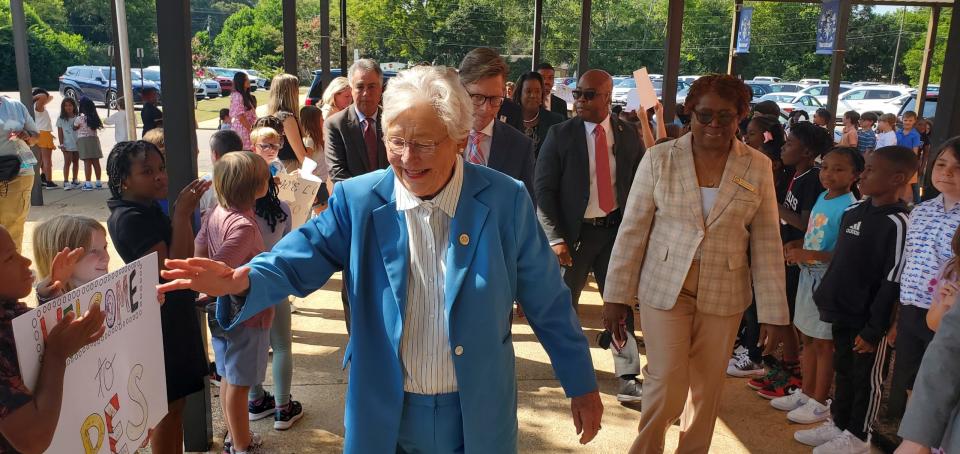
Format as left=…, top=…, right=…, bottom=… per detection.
left=363, top=119, right=379, bottom=171
left=594, top=126, right=615, bottom=213
left=467, top=131, right=486, bottom=165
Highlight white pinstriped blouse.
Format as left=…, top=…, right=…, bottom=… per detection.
left=395, top=157, right=464, bottom=395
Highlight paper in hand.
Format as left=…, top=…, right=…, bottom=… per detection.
left=633, top=68, right=659, bottom=110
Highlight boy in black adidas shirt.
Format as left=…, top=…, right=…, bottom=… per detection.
left=797, top=146, right=917, bottom=450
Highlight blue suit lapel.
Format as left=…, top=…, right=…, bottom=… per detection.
left=370, top=173, right=408, bottom=354
left=444, top=164, right=491, bottom=317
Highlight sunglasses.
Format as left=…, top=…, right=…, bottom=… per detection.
left=692, top=109, right=738, bottom=126
left=572, top=89, right=608, bottom=101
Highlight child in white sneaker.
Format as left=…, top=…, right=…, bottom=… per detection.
left=775, top=147, right=862, bottom=426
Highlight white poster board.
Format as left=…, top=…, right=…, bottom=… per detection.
left=277, top=168, right=323, bottom=228
left=631, top=68, right=659, bottom=111
left=13, top=253, right=167, bottom=454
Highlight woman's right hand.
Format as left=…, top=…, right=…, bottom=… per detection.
left=173, top=179, right=211, bottom=218
left=158, top=258, right=251, bottom=297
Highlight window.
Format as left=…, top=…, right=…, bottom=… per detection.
left=843, top=90, right=867, bottom=101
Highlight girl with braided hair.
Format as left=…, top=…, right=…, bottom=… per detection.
left=104, top=140, right=212, bottom=454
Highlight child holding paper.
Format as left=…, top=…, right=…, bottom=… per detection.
left=0, top=225, right=105, bottom=453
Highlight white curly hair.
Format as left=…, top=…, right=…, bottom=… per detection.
left=381, top=65, right=474, bottom=144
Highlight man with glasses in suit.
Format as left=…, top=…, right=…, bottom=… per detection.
left=535, top=70, right=645, bottom=403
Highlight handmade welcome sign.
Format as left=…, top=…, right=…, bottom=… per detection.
left=13, top=253, right=168, bottom=453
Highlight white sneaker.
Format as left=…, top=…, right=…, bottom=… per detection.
left=616, top=378, right=643, bottom=403
left=63, top=182, right=73, bottom=191
left=795, top=420, right=842, bottom=447
left=812, top=430, right=871, bottom=454
left=771, top=389, right=809, bottom=411
left=788, top=398, right=831, bottom=424
left=81, top=182, right=93, bottom=191
left=728, top=345, right=748, bottom=366
left=727, top=352, right=765, bottom=378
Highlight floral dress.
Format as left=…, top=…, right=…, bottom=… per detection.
left=230, top=91, right=257, bottom=151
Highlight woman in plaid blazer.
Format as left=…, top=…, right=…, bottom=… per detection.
left=602, top=75, right=792, bottom=453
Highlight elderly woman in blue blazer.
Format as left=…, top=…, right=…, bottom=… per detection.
left=159, top=65, right=602, bottom=453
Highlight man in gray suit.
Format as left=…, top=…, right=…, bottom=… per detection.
left=458, top=48, right=536, bottom=200
left=535, top=69, right=645, bottom=403
left=325, top=59, right=389, bottom=183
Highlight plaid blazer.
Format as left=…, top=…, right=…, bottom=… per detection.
left=604, top=134, right=790, bottom=325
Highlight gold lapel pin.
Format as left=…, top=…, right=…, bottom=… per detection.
left=459, top=234, right=470, bottom=246
left=733, top=176, right=757, bottom=193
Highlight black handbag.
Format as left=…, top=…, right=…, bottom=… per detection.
left=0, top=155, right=20, bottom=183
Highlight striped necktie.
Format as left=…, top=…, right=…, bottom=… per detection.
left=466, top=131, right=486, bottom=165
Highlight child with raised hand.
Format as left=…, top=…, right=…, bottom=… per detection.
left=105, top=140, right=210, bottom=454
left=55, top=97, right=80, bottom=190
left=74, top=96, right=104, bottom=191
left=0, top=225, right=105, bottom=453
left=196, top=151, right=273, bottom=454
left=32, top=215, right=110, bottom=303
left=774, top=147, right=863, bottom=426
left=889, top=136, right=960, bottom=419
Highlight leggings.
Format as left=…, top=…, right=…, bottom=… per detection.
left=249, top=299, right=293, bottom=406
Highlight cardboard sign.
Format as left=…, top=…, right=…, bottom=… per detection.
left=13, top=253, right=168, bottom=453
left=277, top=170, right=323, bottom=228
left=632, top=68, right=659, bottom=110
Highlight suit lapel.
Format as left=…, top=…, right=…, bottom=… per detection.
left=487, top=121, right=506, bottom=171
left=370, top=173, right=408, bottom=354
left=572, top=118, right=590, bottom=197
left=444, top=164, right=490, bottom=316
left=674, top=135, right=706, bottom=228
left=347, top=107, right=372, bottom=171
left=705, top=141, right=753, bottom=227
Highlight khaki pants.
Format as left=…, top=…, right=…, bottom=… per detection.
left=631, top=262, right=742, bottom=454
left=0, top=174, right=33, bottom=254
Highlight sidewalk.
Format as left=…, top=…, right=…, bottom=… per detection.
left=20, top=189, right=865, bottom=454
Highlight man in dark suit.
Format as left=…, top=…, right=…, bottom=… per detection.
left=535, top=69, right=645, bottom=403
left=537, top=62, right=569, bottom=118
left=459, top=48, right=536, bottom=200
left=325, top=58, right=389, bottom=183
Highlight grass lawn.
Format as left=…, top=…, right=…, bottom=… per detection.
left=194, top=90, right=271, bottom=123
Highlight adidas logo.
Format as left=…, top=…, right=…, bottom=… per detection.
left=846, top=221, right=862, bottom=236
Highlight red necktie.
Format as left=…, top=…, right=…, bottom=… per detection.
left=594, top=126, right=615, bottom=213
left=363, top=119, right=379, bottom=171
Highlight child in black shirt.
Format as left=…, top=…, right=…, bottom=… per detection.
left=140, top=87, right=163, bottom=138
left=795, top=146, right=917, bottom=451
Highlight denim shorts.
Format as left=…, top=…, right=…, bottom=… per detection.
left=212, top=326, right=270, bottom=387
left=794, top=264, right=832, bottom=340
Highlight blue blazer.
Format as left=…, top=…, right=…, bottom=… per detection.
left=218, top=163, right=598, bottom=453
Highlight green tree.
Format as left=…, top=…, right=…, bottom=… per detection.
left=902, top=9, right=951, bottom=86
left=1, top=2, right=89, bottom=89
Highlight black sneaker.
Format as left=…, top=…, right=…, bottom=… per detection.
left=274, top=399, right=303, bottom=430
left=248, top=391, right=275, bottom=421
left=43, top=180, right=59, bottom=189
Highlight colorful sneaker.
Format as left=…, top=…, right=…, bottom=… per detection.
left=230, top=432, right=263, bottom=454
left=616, top=378, right=643, bottom=403
left=81, top=182, right=94, bottom=191
left=756, top=374, right=802, bottom=399
left=95, top=181, right=103, bottom=190
left=794, top=420, right=842, bottom=447
left=63, top=182, right=73, bottom=191
left=222, top=432, right=231, bottom=454
left=788, top=398, right=831, bottom=424
left=812, top=430, right=870, bottom=454
left=747, top=361, right=783, bottom=390
left=771, top=388, right=809, bottom=411
left=274, top=399, right=304, bottom=430
left=248, top=392, right=276, bottom=421
left=727, top=352, right=765, bottom=378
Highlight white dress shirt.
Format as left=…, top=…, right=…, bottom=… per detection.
left=395, top=157, right=464, bottom=395
left=544, top=95, right=552, bottom=111
left=583, top=115, right=618, bottom=219
left=468, top=119, right=495, bottom=166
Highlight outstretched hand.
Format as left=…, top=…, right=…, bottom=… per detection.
left=570, top=390, right=603, bottom=444
left=157, top=258, right=251, bottom=297
left=45, top=302, right=106, bottom=360
left=38, top=247, right=85, bottom=297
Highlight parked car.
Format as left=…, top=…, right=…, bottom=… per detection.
left=648, top=73, right=664, bottom=80
left=768, top=83, right=805, bottom=93
left=744, top=81, right=773, bottom=101
left=191, top=79, right=206, bottom=100
left=837, top=85, right=913, bottom=115
left=241, top=69, right=268, bottom=89
left=676, top=85, right=691, bottom=106
left=206, top=67, right=237, bottom=95
left=799, top=78, right=828, bottom=86
left=757, top=92, right=823, bottom=116
left=59, top=65, right=160, bottom=110
left=678, top=75, right=702, bottom=85
left=799, top=84, right=854, bottom=104
left=612, top=78, right=687, bottom=106
left=753, top=76, right=782, bottom=83
left=898, top=93, right=937, bottom=121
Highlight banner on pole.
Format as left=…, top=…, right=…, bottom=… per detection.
left=736, top=7, right=754, bottom=54
left=13, top=253, right=168, bottom=453
left=816, top=0, right=840, bottom=55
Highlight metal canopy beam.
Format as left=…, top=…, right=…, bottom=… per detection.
left=727, top=0, right=744, bottom=75
left=320, top=0, right=332, bottom=88
left=916, top=6, right=941, bottom=117
left=10, top=0, right=42, bottom=207
left=340, top=0, right=348, bottom=72
left=283, top=0, right=297, bottom=76
left=663, top=0, right=684, bottom=123
left=747, top=0, right=953, bottom=7
left=532, top=0, right=543, bottom=69
left=578, top=0, right=592, bottom=74
left=826, top=0, right=853, bottom=135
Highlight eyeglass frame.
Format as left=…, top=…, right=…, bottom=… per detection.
left=385, top=136, right=450, bottom=156
left=467, top=93, right=505, bottom=107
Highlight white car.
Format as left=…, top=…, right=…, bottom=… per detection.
left=757, top=92, right=823, bottom=116
left=241, top=69, right=268, bottom=89
left=678, top=75, right=702, bottom=84
left=612, top=78, right=636, bottom=105
left=799, top=84, right=854, bottom=104
left=192, top=79, right=206, bottom=100
left=837, top=85, right=913, bottom=115
left=201, top=79, right=221, bottom=98
left=753, top=76, right=781, bottom=83
left=799, top=78, right=828, bottom=86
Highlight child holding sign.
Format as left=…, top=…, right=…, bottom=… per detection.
left=196, top=151, right=273, bottom=454
left=0, top=225, right=106, bottom=453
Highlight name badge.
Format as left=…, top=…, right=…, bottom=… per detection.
left=733, top=176, right=757, bottom=193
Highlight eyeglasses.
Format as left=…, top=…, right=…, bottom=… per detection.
left=468, top=94, right=505, bottom=107
left=572, top=89, right=609, bottom=101
left=386, top=136, right=445, bottom=156
left=256, top=143, right=282, bottom=151
left=692, top=109, right=738, bottom=126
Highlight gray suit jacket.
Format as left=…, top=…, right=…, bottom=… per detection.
left=898, top=303, right=960, bottom=451
left=325, top=106, right=388, bottom=183
left=535, top=115, right=644, bottom=247
left=488, top=120, right=536, bottom=202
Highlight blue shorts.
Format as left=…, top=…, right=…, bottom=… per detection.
left=212, top=326, right=270, bottom=387
left=795, top=264, right=832, bottom=340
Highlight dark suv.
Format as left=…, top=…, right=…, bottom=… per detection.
left=305, top=69, right=397, bottom=106
left=59, top=66, right=161, bottom=109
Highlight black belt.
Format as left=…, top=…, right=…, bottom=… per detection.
left=583, top=211, right=620, bottom=227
